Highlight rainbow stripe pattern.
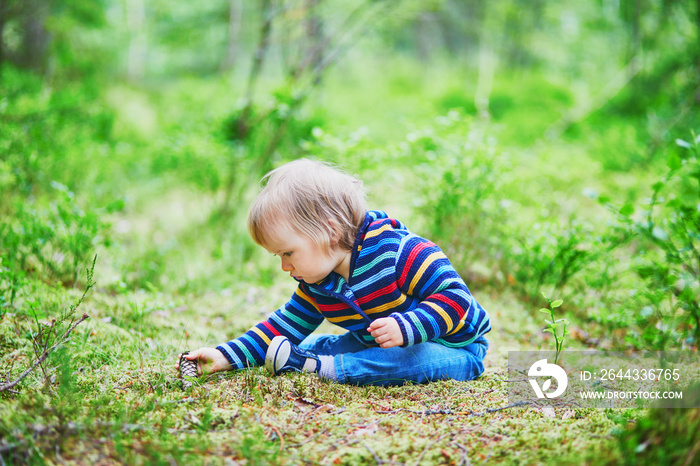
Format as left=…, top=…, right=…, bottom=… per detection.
left=216, top=210, right=491, bottom=370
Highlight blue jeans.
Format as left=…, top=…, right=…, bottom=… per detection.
left=299, top=332, right=488, bottom=386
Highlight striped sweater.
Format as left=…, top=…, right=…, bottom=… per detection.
left=216, top=210, right=491, bottom=370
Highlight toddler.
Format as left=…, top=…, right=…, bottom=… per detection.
left=177, top=159, right=491, bottom=386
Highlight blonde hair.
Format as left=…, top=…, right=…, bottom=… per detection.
left=248, top=159, right=367, bottom=253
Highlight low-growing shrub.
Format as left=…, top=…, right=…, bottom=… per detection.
left=507, top=219, right=600, bottom=294
left=615, top=384, right=700, bottom=465
left=600, top=135, right=700, bottom=350
left=407, top=112, right=511, bottom=276
left=0, top=187, right=112, bottom=291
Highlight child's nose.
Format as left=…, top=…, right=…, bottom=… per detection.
left=281, top=258, right=293, bottom=272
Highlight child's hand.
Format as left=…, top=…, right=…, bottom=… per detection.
left=368, top=317, right=404, bottom=348
left=175, top=347, right=232, bottom=375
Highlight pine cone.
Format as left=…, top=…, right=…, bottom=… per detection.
left=179, top=352, right=198, bottom=389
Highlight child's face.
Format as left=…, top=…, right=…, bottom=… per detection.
left=262, top=224, right=350, bottom=284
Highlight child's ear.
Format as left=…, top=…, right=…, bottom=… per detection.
left=326, top=219, right=341, bottom=246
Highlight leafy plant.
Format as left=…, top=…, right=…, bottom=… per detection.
left=0, top=255, right=25, bottom=313
left=0, top=186, right=112, bottom=290
left=615, top=384, right=700, bottom=465
left=0, top=65, right=115, bottom=202
left=510, top=220, right=600, bottom=297
left=410, top=112, right=511, bottom=273
left=539, top=292, right=568, bottom=364
left=601, top=133, right=700, bottom=350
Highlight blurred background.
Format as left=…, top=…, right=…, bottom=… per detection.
left=1, top=0, right=699, bottom=351
left=1, top=2, right=699, bottom=462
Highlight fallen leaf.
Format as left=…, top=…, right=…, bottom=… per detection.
left=351, top=423, right=378, bottom=437
left=569, top=326, right=589, bottom=342
left=288, top=395, right=319, bottom=411
left=313, top=404, right=335, bottom=414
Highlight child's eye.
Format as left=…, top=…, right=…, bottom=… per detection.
left=283, top=252, right=293, bottom=257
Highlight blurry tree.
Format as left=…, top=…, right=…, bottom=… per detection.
left=219, top=0, right=395, bottom=212
left=0, top=0, right=50, bottom=72
left=616, top=0, right=700, bottom=145
left=220, top=0, right=243, bottom=70
left=145, top=0, right=233, bottom=76
left=126, top=0, right=147, bottom=81
left=303, top=0, right=324, bottom=83
left=370, top=0, right=698, bottom=152
left=0, top=0, right=108, bottom=77
left=547, top=0, right=699, bottom=156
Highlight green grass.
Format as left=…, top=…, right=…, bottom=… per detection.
left=1, top=49, right=698, bottom=464
left=0, top=282, right=634, bottom=465
left=1, top=184, right=694, bottom=464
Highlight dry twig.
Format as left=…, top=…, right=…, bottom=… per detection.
left=0, top=313, right=90, bottom=392
left=375, top=401, right=531, bottom=417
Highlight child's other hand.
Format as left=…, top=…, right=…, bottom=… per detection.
left=368, top=317, right=404, bottom=348
left=175, top=347, right=232, bottom=375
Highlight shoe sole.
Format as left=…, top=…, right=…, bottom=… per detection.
left=265, top=336, right=290, bottom=374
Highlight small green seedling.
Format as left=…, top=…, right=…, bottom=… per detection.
left=539, top=292, right=568, bottom=365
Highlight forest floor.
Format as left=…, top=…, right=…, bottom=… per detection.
left=0, top=280, right=630, bottom=465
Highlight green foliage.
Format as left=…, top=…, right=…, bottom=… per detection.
left=0, top=64, right=119, bottom=311
left=509, top=219, right=600, bottom=293
left=1, top=1, right=699, bottom=462
left=410, top=111, right=607, bottom=303
left=435, top=87, right=477, bottom=115
left=0, top=189, right=110, bottom=291
left=151, top=132, right=225, bottom=192
left=615, top=384, right=700, bottom=466
left=407, top=112, right=511, bottom=274
left=0, top=65, right=115, bottom=199
left=488, top=75, right=573, bottom=145
left=576, top=120, right=650, bottom=171
left=538, top=292, right=567, bottom=364
left=601, top=134, right=700, bottom=350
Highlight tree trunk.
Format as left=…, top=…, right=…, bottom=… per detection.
left=474, top=2, right=493, bottom=118
left=16, top=0, right=50, bottom=72
left=305, top=0, right=323, bottom=84
left=630, top=0, right=641, bottom=62
left=474, top=38, right=495, bottom=119
left=0, top=0, right=6, bottom=71
left=221, top=0, right=242, bottom=71
left=221, top=0, right=274, bottom=212
left=413, top=13, right=435, bottom=63
left=696, top=0, right=700, bottom=70
left=126, top=0, right=147, bottom=81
